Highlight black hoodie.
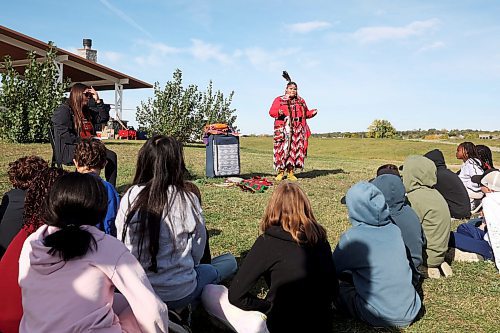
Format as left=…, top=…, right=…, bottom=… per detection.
left=424, top=149, right=471, bottom=219
left=228, top=225, right=337, bottom=333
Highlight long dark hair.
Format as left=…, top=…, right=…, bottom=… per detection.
left=43, top=172, right=107, bottom=261
left=121, top=135, right=196, bottom=272
left=476, top=144, right=494, bottom=170
left=67, top=83, right=89, bottom=136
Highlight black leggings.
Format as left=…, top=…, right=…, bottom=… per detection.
left=105, top=148, right=117, bottom=187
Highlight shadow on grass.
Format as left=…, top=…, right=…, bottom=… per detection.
left=239, top=172, right=275, bottom=178
left=207, top=228, right=222, bottom=237
left=298, top=168, right=346, bottom=179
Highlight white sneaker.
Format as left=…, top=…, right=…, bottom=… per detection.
left=440, top=262, right=453, bottom=278
left=451, top=248, right=484, bottom=262
left=422, top=266, right=441, bottom=279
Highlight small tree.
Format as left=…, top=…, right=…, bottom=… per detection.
left=0, top=43, right=69, bottom=143
left=366, top=119, right=397, bottom=138
left=136, top=69, right=237, bottom=142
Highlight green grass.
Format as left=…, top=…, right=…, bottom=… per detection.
left=1, top=137, right=499, bottom=333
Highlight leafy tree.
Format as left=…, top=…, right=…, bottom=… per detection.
left=0, top=43, right=69, bottom=143
left=136, top=69, right=237, bottom=142
left=366, top=119, right=397, bottom=138
left=199, top=81, right=237, bottom=129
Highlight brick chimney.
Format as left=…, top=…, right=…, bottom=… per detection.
left=77, top=39, right=97, bottom=62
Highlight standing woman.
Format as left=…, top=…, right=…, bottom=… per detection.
left=269, top=71, right=317, bottom=181
left=52, top=83, right=118, bottom=186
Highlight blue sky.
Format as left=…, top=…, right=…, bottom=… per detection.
left=2, top=0, right=500, bottom=134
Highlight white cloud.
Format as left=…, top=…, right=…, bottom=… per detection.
left=287, top=21, right=331, bottom=34
left=354, top=19, right=440, bottom=43
left=133, top=40, right=181, bottom=67
left=241, top=47, right=300, bottom=71
left=189, top=39, right=232, bottom=64
left=98, top=0, right=152, bottom=38
left=418, top=41, right=445, bottom=53
left=100, top=51, right=124, bottom=64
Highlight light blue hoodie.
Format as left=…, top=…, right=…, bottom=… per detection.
left=333, top=182, right=421, bottom=327
left=371, top=174, right=425, bottom=285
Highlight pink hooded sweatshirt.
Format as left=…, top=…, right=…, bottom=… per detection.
left=18, top=225, right=170, bottom=333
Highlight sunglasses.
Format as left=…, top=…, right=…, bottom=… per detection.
left=84, top=92, right=93, bottom=98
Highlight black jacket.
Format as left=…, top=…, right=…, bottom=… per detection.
left=0, top=188, right=26, bottom=258
left=51, top=100, right=110, bottom=164
left=424, top=149, right=471, bottom=219
left=228, top=225, right=337, bottom=333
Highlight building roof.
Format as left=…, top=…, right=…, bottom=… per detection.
left=0, top=25, right=152, bottom=91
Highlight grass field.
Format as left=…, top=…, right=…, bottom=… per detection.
left=1, top=137, right=499, bottom=333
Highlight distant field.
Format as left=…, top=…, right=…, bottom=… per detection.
left=1, top=137, right=499, bottom=333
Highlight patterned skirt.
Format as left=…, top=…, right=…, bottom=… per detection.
left=273, top=120, right=306, bottom=171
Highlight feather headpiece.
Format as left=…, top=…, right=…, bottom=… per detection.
left=282, top=71, right=292, bottom=83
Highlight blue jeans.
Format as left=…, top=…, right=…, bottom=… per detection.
left=449, top=219, right=493, bottom=260
left=166, top=253, right=237, bottom=311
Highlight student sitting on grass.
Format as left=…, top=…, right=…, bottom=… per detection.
left=116, top=135, right=237, bottom=314
left=333, top=181, right=422, bottom=328
left=448, top=168, right=499, bottom=262
left=18, top=173, right=170, bottom=333
left=203, top=181, right=337, bottom=333
left=424, top=149, right=471, bottom=219
left=0, top=156, right=48, bottom=258
left=0, top=167, right=66, bottom=333
left=402, top=155, right=452, bottom=279
left=476, top=144, right=494, bottom=170
left=371, top=174, right=425, bottom=286
left=456, top=142, right=484, bottom=211
left=376, top=163, right=401, bottom=177
left=74, top=138, right=119, bottom=236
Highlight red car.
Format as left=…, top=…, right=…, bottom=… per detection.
left=117, top=128, right=137, bottom=140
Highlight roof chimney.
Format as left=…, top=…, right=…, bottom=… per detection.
left=77, top=38, right=97, bottom=62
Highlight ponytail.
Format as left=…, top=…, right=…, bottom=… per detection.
left=44, top=225, right=97, bottom=261
left=44, top=172, right=107, bottom=261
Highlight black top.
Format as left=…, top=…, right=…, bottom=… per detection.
left=424, top=149, right=471, bottom=219
left=51, top=99, right=110, bottom=164
left=228, top=225, right=338, bottom=333
left=0, top=188, right=26, bottom=258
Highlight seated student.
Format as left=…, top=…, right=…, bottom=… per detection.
left=448, top=168, right=499, bottom=262
left=371, top=174, right=425, bottom=285
left=332, top=182, right=421, bottom=328
left=476, top=144, right=494, bottom=170
left=424, top=149, right=471, bottom=219
left=202, top=181, right=337, bottom=333
left=0, top=167, right=67, bottom=333
left=376, top=163, right=401, bottom=177
left=18, top=173, right=170, bottom=333
left=116, top=136, right=237, bottom=313
left=456, top=142, right=484, bottom=210
left=0, top=156, right=48, bottom=258
left=402, top=155, right=452, bottom=279
left=74, top=138, right=119, bottom=236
